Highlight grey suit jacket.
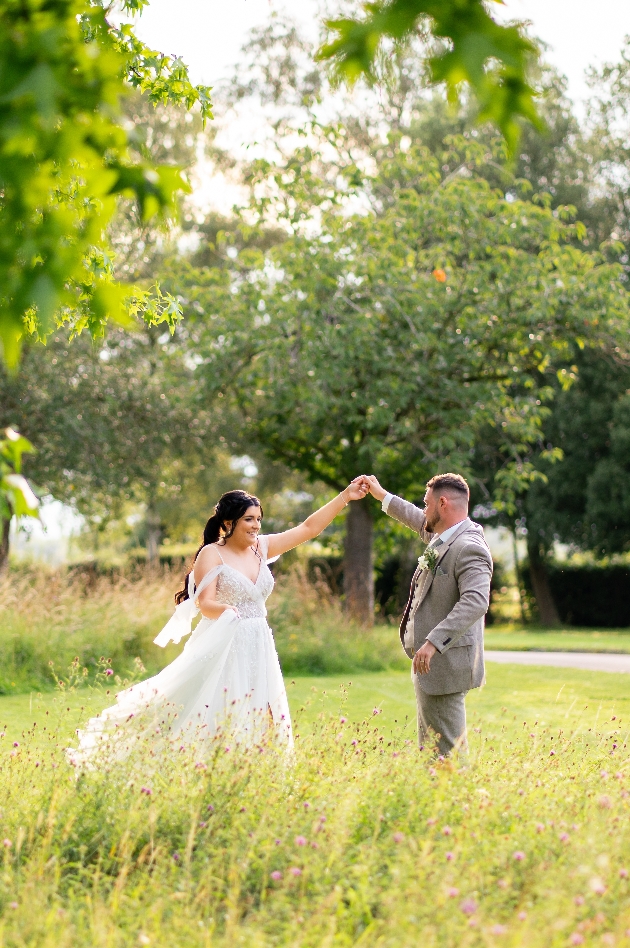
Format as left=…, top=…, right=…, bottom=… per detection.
left=386, top=495, right=493, bottom=696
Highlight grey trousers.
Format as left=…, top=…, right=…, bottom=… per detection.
left=413, top=673, right=468, bottom=757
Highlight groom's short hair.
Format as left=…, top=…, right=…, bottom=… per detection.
left=427, top=473, right=470, bottom=505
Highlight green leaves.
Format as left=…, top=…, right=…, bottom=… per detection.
left=174, top=140, right=627, bottom=510
left=317, top=0, right=543, bottom=151
left=0, top=0, right=209, bottom=368
left=0, top=428, right=39, bottom=522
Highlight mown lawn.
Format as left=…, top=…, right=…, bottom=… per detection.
left=2, top=663, right=630, bottom=746
left=486, top=626, right=630, bottom=654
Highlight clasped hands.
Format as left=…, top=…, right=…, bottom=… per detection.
left=347, top=473, right=437, bottom=676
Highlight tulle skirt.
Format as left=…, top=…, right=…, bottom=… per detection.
left=69, top=612, right=293, bottom=766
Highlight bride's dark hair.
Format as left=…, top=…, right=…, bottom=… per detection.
left=174, top=490, right=263, bottom=604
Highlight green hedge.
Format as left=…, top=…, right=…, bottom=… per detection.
left=539, top=563, right=630, bottom=628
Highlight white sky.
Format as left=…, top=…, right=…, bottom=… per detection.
left=131, top=0, right=630, bottom=107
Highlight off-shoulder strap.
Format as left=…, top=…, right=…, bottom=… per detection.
left=193, top=564, right=223, bottom=600
left=259, top=534, right=280, bottom=565
left=153, top=564, right=223, bottom=648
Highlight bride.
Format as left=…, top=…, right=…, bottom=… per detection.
left=70, top=482, right=368, bottom=763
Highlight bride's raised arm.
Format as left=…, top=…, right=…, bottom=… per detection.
left=265, top=481, right=369, bottom=560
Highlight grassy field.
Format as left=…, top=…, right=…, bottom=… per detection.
left=2, top=568, right=630, bottom=944
left=0, top=665, right=629, bottom=945
left=486, top=627, right=630, bottom=654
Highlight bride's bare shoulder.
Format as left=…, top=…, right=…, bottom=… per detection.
left=193, top=543, right=223, bottom=581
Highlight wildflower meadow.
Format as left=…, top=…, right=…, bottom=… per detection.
left=0, top=656, right=629, bottom=947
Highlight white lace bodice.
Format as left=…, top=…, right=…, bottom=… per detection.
left=215, top=560, right=274, bottom=619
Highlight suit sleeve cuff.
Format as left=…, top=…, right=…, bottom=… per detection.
left=381, top=492, right=393, bottom=513
left=427, top=631, right=447, bottom=653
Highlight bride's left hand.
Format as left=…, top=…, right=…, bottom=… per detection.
left=344, top=479, right=370, bottom=502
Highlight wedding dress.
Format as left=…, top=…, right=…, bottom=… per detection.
left=69, top=536, right=293, bottom=764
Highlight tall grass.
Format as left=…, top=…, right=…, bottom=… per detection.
left=0, top=687, right=628, bottom=946
left=0, top=566, right=405, bottom=695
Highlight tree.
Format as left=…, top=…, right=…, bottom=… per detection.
left=163, top=139, right=626, bottom=622
left=317, top=0, right=542, bottom=150
left=0, top=0, right=212, bottom=367
left=0, top=324, right=218, bottom=570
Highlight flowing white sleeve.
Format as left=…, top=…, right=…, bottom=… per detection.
left=153, top=565, right=223, bottom=647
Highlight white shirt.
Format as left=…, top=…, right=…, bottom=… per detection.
left=381, top=493, right=465, bottom=542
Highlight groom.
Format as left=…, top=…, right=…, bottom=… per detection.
left=358, top=473, right=492, bottom=757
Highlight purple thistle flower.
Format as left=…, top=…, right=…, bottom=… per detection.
left=560, top=832, right=570, bottom=842
left=460, top=898, right=477, bottom=916
left=442, top=826, right=452, bottom=836
left=574, top=895, right=585, bottom=906
left=12, top=742, right=18, bottom=748
left=3, top=839, right=12, bottom=848
left=172, top=852, right=180, bottom=861
left=207, top=805, right=214, bottom=812
left=270, top=871, right=282, bottom=881
left=289, top=867, right=302, bottom=877
left=295, top=836, right=307, bottom=846
left=340, top=717, right=347, bottom=724
left=8, top=902, right=18, bottom=910
left=447, top=887, right=459, bottom=898
left=491, top=924, right=507, bottom=935
left=570, top=935, right=584, bottom=946
left=393, top=832, right=404, bottom=843
left=446, top=851, right=454, bottom=861
left=274, top=838, right=281, bottom=845
left=620, top=868, right=628, bottom=879
left=105, top=669, right=114, bottom=677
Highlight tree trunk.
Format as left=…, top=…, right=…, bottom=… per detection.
left=527, top=541, right=560, bottom=627
left=343, top=501, right=374, bottom=625
left=146, top=506, right=162, bottom=568
left=0, top=516, right=10, bottom=576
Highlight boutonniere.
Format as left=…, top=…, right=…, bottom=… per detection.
left=417, top=546, right=440, bottom=573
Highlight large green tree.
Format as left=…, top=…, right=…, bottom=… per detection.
left=0, top=0, right=213, bottom=367
left=163, top=138, right=626, bottom=621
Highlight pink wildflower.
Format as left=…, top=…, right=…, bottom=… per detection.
left=295, top=836, right=307, bottom=847
left=8, top=902, right=18, bottom=910
left=340, top=717, right=346, bottom=724
left=140, top=786, right=152, bottom=796
left=589, top=877, right=606, bottom=895
left=513, top=851, right=525, bottom=862
left=598, top=795, right=612, bottom=809
left=270, top=871, right=282, bottom=881
left=446, top=851, right=454, bottom=861
left=289, top=867, right=302, bottom=877
left=105, top=669, right=114, bottom=677
left=570, top=935, right=584, bottom=946
left=3, top=839, right=11, bottom=848
left=619, top=868, right=628, bottom=879
left=574, top=896, right=585, bottom=906
left=12, top=742, right=18, bottom=748
left=447, top=887, right=459, bottom=898
left=460, top=898, right=477, bottom=915
left=601, top=770, right=609, bottom=779
left=560, top=832, right=570, bottom=842
left=536, top=823, right=545, bottom=833
left=491, top=925, right=507, bottom=935
left=442, top=826, right=452, bottom=836
left=518, top=912, right=527, bottom=921
left=393, top=832, right=405, bottom=843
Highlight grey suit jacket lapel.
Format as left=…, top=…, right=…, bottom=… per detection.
left=417, top=519, right=472, bottom=608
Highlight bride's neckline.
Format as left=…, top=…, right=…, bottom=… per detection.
left=215, top=541, right=264, bottom=587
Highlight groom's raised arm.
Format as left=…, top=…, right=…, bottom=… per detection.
left=357, top=476, right=433, bottom=543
